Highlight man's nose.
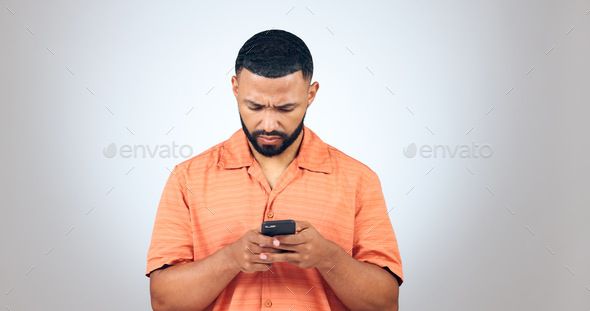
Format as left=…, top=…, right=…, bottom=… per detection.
left=261, top=108, right=279, bottom=133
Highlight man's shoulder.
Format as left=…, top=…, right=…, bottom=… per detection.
left=173, top=140, right=226, bottom=174
left=302, top=127, right=379, bottom=180
left=326, top=144, right=378, bottom=177
left=172, top=128, right=249, bottom=176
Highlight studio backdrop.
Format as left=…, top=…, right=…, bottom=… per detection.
left=1, top=0, right=589, bottom=310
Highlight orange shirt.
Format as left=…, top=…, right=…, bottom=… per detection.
left=146, top=126, right=403, bottom=310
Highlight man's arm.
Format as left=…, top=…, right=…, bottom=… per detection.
left=150, top=230, right=281, bottom=311
left=150, top=245, right=239, bottom=311
left=263, top=221, right=400, bottom=311
left=316, top=242, right=400, bottom=311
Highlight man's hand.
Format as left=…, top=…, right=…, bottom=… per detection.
left=226, top=228, right=284, bottom=273
left=258, top=221, right=338, bottom=270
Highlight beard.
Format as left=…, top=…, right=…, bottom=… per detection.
left=240, top=113, right=305, bottom=158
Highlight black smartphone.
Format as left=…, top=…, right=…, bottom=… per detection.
left=261, top=220, right=296, bottom=237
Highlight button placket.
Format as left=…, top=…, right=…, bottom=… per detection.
left=264, top=160, right=300, bottom=220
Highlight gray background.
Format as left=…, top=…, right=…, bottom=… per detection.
left=2, top=0, right=589, bottom=310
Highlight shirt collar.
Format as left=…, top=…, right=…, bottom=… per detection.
left=296, top=126, right=333, bottom=174
left=219, top=126, right=333, bottom=174
left=218, top=129, right=255, bottom=169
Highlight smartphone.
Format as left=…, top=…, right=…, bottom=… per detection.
left=261, top=220, right=296, bottom=237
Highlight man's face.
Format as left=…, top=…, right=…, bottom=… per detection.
left=232, top=69, right=318, bottom=157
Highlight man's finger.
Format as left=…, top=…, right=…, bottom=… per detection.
left=243, top=244, right=266, bottom=255
left=260, top=252, right=298, bottom=263
left=266, top=243, right=301, bottom=252
left=249, top=252, right=277, bottom=264
left=275, top=230, right=308, bottom=245
left=247, top=230, right=279, bottom=246
left=254, top=246, right=284, bottom=254
left=294, top=220, right=311, bottom=232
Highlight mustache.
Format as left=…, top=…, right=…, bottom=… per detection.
left=251, top=130, right=288, bottom=139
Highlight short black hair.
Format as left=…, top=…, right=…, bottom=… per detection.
left=235, top=29, right=313, bottom=81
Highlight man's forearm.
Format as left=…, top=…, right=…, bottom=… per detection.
left=316, top=242, right=400, bottom=311
left=150, top=246, right=240, bottom=311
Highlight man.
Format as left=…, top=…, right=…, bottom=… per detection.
left=146, top=29, right=403, bottom=311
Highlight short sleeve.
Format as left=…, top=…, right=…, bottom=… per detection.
left=353, top=171, right=404, bottom=284
left=145, top=166, right=194, bottom=277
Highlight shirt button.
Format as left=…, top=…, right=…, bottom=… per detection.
left=265, top=300, right=272, bottom=307
left=267, top=211, right=274, bottom=218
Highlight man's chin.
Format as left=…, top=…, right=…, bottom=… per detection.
left=257, top=144, right=283, bottom=157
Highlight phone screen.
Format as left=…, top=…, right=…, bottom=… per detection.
left=261, top=220, right=296, bottom=236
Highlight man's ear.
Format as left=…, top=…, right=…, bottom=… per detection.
left=231, top=75, right=239, bottom=99
left=307, top=81, right=319, bottom=108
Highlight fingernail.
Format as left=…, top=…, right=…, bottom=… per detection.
left=260, top=254, right=267, bottom=260
left=273, top=239, right=280, bottom=247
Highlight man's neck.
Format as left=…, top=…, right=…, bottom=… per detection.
left=249, top=131, right=304, bottom=188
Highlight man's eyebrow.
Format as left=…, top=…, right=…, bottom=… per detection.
left=244, top=99, right=262, bottom=106
left=243, top=99, right=298, bottom=108
left=276, top=103, right=298, bottom=108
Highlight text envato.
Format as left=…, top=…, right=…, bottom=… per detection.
left=403, top=142, right=493, bottom=158
left=103, top=142, right=193, bottom=159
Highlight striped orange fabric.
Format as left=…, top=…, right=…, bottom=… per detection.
left=146, top=126, right=403, bottom=310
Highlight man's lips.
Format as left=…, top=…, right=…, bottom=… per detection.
left=258, top=136, right=282, bottom=145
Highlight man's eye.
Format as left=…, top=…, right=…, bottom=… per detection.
left=279, top=108, right=294, bottom=112
left=248, top=106, right=263, bottom=111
